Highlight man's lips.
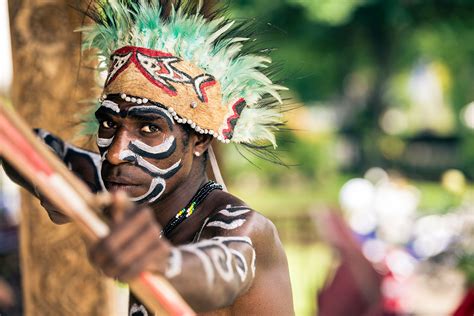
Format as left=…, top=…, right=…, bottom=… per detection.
left=103, top=177, right=142, bottom=193
left=103, top=177, right=140, bottom=186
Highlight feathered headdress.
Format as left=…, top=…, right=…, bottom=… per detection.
left=80, top=0, right=286, bottom=148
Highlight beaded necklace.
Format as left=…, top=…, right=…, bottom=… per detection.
left=160, top=181, right=222, bottom=238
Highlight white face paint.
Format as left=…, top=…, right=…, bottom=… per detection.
left=130, top=177, right=166, bottom=203
left=96, top=103, right=181, bottom=203
left=130, top=136, right=176, bottom=155
left=101, top=100, right=121, bottom=113
left=97, top=137, right=114, bottom=148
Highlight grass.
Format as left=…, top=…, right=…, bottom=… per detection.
left=284, top=242, right=334, bottom=316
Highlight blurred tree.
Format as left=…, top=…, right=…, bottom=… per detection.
left=8, top=1, right=113, bottom=315
left=230, top=0, right=474, bottom=178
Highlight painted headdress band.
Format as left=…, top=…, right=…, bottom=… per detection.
left=81, top=0, right=286, bottom=147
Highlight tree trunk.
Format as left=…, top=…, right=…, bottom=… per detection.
left=8, top=1, right=113, bottom=315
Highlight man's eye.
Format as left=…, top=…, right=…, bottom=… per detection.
left=141, top=124, right=160, bottom=134
left=101, top=120, right=116, bottom=129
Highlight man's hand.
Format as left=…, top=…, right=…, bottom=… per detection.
left=38, top=193, right=71, bottom=225
left=88, top=192, right=172, bottom=282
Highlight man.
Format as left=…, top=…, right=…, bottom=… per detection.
left=4, top=1, right=294, bottom=314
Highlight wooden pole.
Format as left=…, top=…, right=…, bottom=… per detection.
left=8, top=1, right=113, bottom=314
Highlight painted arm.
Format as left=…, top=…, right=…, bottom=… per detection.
left=89, top=205, right=273, bottom=312
left=2, top=129, right=102, bottom=223
left=166, top=234, right=256, bottom=310
left=170, top=206, right=294, bottom=314
left=34, top=129, right=103, bottom=193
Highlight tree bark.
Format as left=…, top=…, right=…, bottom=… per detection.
left=8, top=1, right=112, bottom=315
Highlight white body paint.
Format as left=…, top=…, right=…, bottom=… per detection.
left=165, top=248, right=183, bottom=279
left=129, top=303, right=148, bottom=316
left=173, top=236, right=256, bottom=286
left=209, top=244, right=234, bottom=282
left=230, top=249, right=249, bottom=282
left=180, top=244, right=215, bottom=285
left=206, top=219, right=246, bottom=230
left=218, top=208, right=251, bottom=217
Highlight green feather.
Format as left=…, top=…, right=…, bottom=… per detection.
left=81, top=0, right=285, bottom=147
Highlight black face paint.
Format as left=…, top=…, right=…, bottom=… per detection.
left=128, top=137, right=177, bottom=160
left=127, top=105, right=175, bottom=131
left=96, top=102, right=182, bottom=203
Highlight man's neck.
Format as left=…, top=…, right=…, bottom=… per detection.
left=150, top=166, right=207, bottom=228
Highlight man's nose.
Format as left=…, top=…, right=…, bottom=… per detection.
left=105, top=130, right=130, bottom=165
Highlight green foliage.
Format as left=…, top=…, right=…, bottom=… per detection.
left=229, top=0, right=474, bottom=176
left=458, top=254, right=474, bottom=286
left=287, top=0, right=366, bottom=25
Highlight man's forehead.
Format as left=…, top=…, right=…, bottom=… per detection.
left=97, top=99, right=175, bottom=127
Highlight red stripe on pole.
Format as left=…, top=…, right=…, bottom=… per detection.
left=139, top=272, right=193, bottom=316
left=0, top=113, right=54, bottom=176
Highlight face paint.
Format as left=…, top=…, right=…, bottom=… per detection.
left=127, top=105, right=175, bottom=129
left=128, top=137, right=177, bottom=160
left=101, top=100, right=121, bottom=113
left=97, top=103, right=182, bottom=203
left=132, top=177, right=166, bottom=203
left=118, top=150, right=181, bottom=178
left=97, top=137, right=114, bottom=148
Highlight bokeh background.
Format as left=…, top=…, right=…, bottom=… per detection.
left=1, top=0, right=474, bottom=315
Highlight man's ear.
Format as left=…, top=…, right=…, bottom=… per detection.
left=192, top=133, right=213, bottom=156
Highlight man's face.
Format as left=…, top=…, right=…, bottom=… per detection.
left=95, top=95, right=193, bottom=204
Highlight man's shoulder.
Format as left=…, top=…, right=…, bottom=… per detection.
left=204, top=190, right=275, bottom=233
left=198, top=190, right=283, bottom=257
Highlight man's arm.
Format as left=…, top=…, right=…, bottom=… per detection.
left=89, top=204, right=291, bottom=313
left=2, top=129, right=102, bottom=224
left=34, top=129, right=103, bottom=193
